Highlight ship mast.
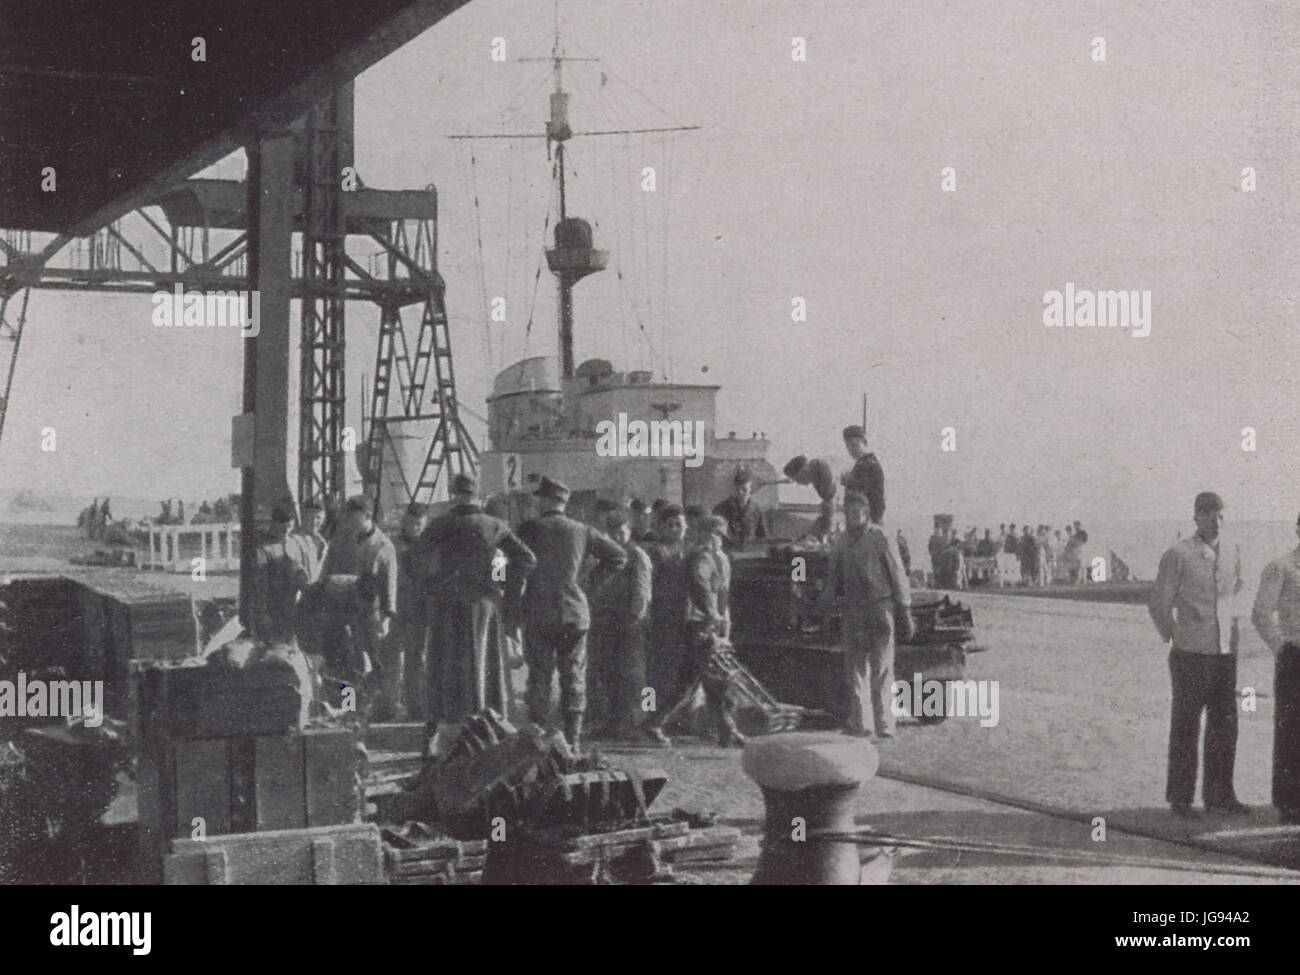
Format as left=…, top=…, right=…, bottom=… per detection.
left=448, top=6, right=698, bottom=380
left=532, top=16, right=603, bottom=380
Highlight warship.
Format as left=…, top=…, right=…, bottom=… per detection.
left=450, top=32, right=778, bottom=521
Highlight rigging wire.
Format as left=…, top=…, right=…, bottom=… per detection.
left=566, top=36, right=688, bottom=128
left=607, top=136, right=658, bottom=372
left=467, top=147, right=495, bottom=373
left=456, top=58, right=558, bottom=373
left=595, top=107, right=655, bottom=371
left=586, top=87, right=640, bottom=369
left=454, top=146, right=491, bottom=372
left=522, top=155, right=560, bottom=356
left=636, top=132, right=654, bottom=369
left=588, top=134, right=629, bottom=361
left=502, top=123, right=513, bottom=371
left=660, top=132, right=673, bottom=380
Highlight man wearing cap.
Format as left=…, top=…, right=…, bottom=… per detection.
left=1149, top=491, right=1247, bottom=816
left=784, top=454, right=839, bottom=540
left=642, top=502, right=690, bottom=746
left=840, top=426, right=886, bottom=525
left=587, top=507, right=654, bottom=740
left=391, top=502, right=431, bottom=722
left=647, top=515, right=747, bottom=747
left=819, top=490, right=914, bottom=739
left=517, top=477, right=627, bottom=752
left=422, top=473, right=535, bottom=745
left=251, top=498, right=312, bottom=644
left=712, top=468, right=768, bottom=552
left=318, top=496, right=400, bottom=702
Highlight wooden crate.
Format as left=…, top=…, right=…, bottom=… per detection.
left=138, top=661, right=303, bottom=740
left=138, top=727, right=361, bottom=868
left=164, top=823, right=383, bottom=885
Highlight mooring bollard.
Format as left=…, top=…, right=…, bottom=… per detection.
left=742, top=732, right=879, bottom=885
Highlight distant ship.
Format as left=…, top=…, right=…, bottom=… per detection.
left=7, top=489, right=53, bottom=513
left=456, top=33, right=776, bottom=519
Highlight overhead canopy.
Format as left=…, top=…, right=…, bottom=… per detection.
left=0, top=0, right=472, bottom=235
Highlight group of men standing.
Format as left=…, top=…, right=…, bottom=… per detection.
left=247, top=420, right=916, bottom=754
left=927, top=521, right=1089, bottom=589
left=248, top=469, right=771, bottom=755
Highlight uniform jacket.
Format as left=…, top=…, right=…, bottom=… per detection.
left=647, top=540, right=692, bottom=632
left=821, top=524, right=911, bottom=636
left=686, top=545, right=731, bottom=633
left=289, top=529, right=328, bottom=585
left=252, top=538, right=310, bottom=640
left=421, top=502, right=536, bottom=604
left=805, top=457, right=839, bottom=503
left=841, top=453, right=886, bottom=522
left=517, top=511, right=626, bottom=629
left=1150, top=534, right=1244, bottom=655
left=590, top=539, right=653, bottom=622
left=1252, top=547, right=1300, bottom=653
left=321, top=525, right=400, bottom=617
left=712, top=496, right=768, bottom=551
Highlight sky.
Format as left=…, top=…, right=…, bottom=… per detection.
left=2, top=0, right=1298, bottom=530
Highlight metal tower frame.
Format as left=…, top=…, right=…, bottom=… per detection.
left=0, top=95, right=477, bottom=518
left=298, top=94, right=349, bottom=508
left=364, top=216, right=478, bottom=512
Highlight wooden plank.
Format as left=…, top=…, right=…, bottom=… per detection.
left=305, top=729, right=360, bottom=827
left=205, top=850, right=230, bottom=885
left=391, top=861, right=455, bottom=878
left=165, top=823, right=383, bottom=885
left=255, top=734, right=306, bottom=831
left=532, top=825, right=656, bottom=851
left=650, top=821, right=691, bottom=839
left=669, top=847, right=738, bottom=864
left=387, top=845, right=461, bottom=864
left=311, top=838, right=337, bottom=885
left=173, top=738, right=231, bottom=837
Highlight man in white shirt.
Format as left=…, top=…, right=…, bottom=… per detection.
left=1149, top=492, right=1246, bottom=817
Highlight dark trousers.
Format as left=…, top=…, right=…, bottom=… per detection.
left=590, top=616, right=646, bottom=734
left=395, top=618, right=428, bottom=721
left=525, top=623, right=589, bottom=722
left=1167, top=648, right=1239, bottom=807
left=648, top=625, right=734, bottom=736
left=1274, top=644, right=1300, bottom=817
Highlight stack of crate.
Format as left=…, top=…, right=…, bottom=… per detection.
left=136, top=662, right=377, bottom=884
left=482, top=818, right=743, bottom=885
left=381, top=826, right=488, bottom=885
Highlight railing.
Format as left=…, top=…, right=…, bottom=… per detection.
left=140, top=522, right=240, bottom=572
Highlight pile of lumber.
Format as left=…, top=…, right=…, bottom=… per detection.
left=483, top=816, right=742, bottom=885
left=381, top=824, right=487, bottom=885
